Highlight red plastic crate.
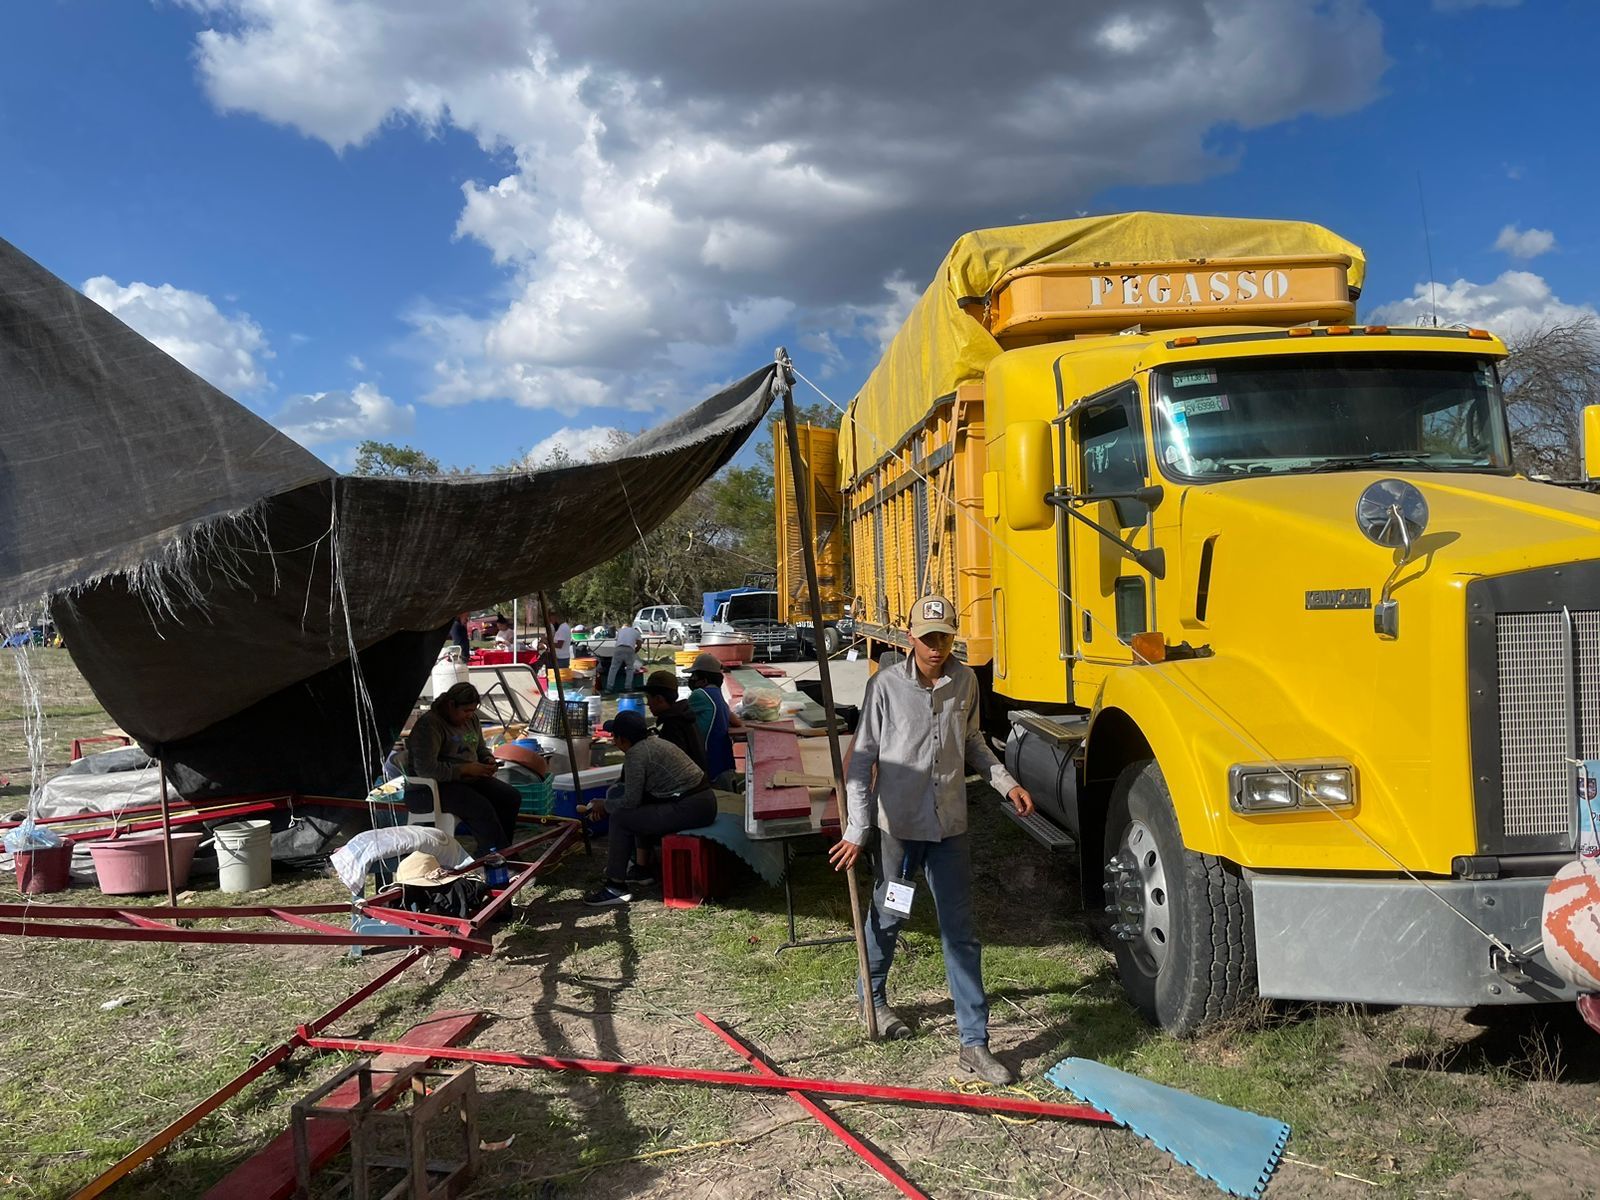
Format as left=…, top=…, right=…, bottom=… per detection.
left=661, top=835, right=730, bottom=909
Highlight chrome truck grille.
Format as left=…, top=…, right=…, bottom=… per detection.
left=1468, top=563, right=1600, bottom=856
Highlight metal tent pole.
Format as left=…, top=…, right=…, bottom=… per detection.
left=157, top=752, right=177, bottom=909
left=538, top=591, right=588, bottom=793
left=775, top=347, right=877, bottom=1041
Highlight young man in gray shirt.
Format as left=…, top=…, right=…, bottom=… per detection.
left=829, top=594, right=1034, bottom=1084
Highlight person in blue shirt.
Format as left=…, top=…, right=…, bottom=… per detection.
left=685, top=652, right=741, bottom=789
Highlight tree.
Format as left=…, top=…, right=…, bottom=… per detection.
left=1501, top=314, right=1600, bottom=479
left=352, top=441, right=441, bottom=477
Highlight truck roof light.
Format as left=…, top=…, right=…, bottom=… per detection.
left=1468, top=328, right=1492, bottom=340
left=1287, top=327, right=1315, bottom=337
left=1327, top=325, right=1352, bottom=335
left=1363, top=325, right=1389, bottom=334
left=1130, top=632, right=1166, bottom=663
left=1170, top=335, right=1199, bottom=347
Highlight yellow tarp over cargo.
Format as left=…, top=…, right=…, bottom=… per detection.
left=839, top=211, right=1366, bottom=481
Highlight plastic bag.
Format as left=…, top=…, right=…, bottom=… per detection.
left=738, top=684, right=784, bottom=722
left=3, top=819, right=63, bottom=853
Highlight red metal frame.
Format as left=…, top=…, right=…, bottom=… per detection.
left=300, top=1034, right=1116, bottom=1122
left=70, top=950, right=427, bottom=1200
left=696, top=1013, right=929, bottom=1199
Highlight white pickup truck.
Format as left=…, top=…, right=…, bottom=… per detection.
left=633, top=604, right=702, bottom=644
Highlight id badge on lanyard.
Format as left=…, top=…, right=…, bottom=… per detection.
left=882, top=841, right=926, bottom=917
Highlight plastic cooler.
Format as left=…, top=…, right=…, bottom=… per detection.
left=551, top=764, right=623, bottom=835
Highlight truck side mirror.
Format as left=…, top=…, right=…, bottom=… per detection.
left=1005, top=420, right=1055, bottom=531
left=1585, top=404, right=1600, bottom=483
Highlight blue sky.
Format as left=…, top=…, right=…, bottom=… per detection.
left=3, top=0, right=1593, bottom=472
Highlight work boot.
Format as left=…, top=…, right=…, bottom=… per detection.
left=957, top=1044, right=1015, bottom=1085
left=871, top=1005, right=912, bottom=1041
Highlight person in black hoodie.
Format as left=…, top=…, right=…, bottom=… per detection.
left=643, top=670, right=707, bottom=770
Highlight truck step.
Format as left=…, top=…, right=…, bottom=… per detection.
left=1002, top=803, right=1077, bottom=851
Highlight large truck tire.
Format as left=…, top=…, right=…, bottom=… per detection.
left=1102, top=759, right=1255, bottom=1036
left=823, top=626, right=844, bottom=657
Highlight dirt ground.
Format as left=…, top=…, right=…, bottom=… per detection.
left=3, top=649, right=1599, bottom=1198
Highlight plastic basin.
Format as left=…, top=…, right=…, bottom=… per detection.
left=89, top=831, right=205, bottom=895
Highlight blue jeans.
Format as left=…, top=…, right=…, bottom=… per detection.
left=606, top=646, right=636, bottom=692
left=865, top=830, right=988, bottom=1046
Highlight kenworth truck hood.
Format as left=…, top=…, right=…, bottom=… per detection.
left=1153, top=470, right=1600, bottom=874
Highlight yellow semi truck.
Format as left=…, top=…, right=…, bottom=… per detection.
left=821, top=212, right=1600, bottom=1033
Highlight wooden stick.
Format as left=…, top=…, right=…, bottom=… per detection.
left=778, top=353, right=878, bottom=1042
left=158, top=754, right=177, bottom=911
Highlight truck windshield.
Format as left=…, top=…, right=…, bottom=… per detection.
left=1151, top=352, right=1511, bottom=479
left=727, top=594, right=778, bottom=621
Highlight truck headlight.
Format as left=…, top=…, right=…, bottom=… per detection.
left=1229, top=762, right=1356, bottom=814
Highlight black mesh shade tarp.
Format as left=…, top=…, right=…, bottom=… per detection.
left=1, top=235, right=777, bottom=799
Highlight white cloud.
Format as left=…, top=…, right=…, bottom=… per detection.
left=1367, top=271, right=1597, bottom=342
left=82, top=275, right=269, bottom=394
left=272, top=382, right=414, bottom=446
left=183, top=0, right=1389, bottom=410
left=1493, top=224, right=1556, bottom=260
left=520, top=425, right=626, bottom=467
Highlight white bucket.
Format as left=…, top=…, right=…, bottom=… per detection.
left=214, top=819, right=272, bottom=893
left=586, top=694, right=604, bottom=728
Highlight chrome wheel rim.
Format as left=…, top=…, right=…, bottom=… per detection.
left=1109, top=818, right=1171, bottom=976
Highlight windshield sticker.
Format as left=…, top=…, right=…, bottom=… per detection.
left=1182, top=394, right=1230, bottom=417
left=1475, top=365, right=1495, bottom=388
left=1171, top=368, right=1217, bottom=388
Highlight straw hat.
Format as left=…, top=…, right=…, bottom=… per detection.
left=394, top=851, right=477, bottom=888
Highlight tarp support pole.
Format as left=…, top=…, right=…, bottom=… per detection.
left=158, top=752, right=177, bottom=910
left=776, top=347, right=878, bottom=1042
left=538, top=590, right=589, bottom=828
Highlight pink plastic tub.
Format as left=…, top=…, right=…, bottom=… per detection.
left=88, top=831, right=204, bottom=895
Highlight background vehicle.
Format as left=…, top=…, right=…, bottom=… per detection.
left=708, top=590, right=801, bottom=659
left=466, top=610, right=507, bottom=640
left=800, top=211, right=1600, bottom=1033
left=634, top=604, right=702, bottom=643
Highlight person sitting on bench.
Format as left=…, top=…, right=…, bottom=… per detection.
left=644, top=669, right=707, bottom=770
left=583, top=710, right=716, bottom=906
left=406, top=681, right=520, bottom=853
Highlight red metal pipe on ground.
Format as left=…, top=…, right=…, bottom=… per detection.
left=696, top=1014, right=930, bottom=1199
left=70, top=950, right=426, bottom=1200
left=0, top=917, right=490, bottom=954
left=301, top=1036, right=1115, bottom=1123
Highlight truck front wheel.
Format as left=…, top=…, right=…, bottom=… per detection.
left=1102, top=759, right=1255, bottom=1035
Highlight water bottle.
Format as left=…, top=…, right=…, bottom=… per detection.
left=485, top=852, right=510, bottom=889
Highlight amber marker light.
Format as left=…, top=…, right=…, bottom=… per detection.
left=1363, top=325, right=1389, bottom=334
left=1468, top=328, right=1492, bottom=339
left=1287, top=327, right=1314, bottom=337
left=1130, top=632, right=1167, bottom=663
left=1327, top=325, right=1352, bottom=335
left=1171, top=335, right=1199, bottom=347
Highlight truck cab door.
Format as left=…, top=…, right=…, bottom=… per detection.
left=1067, top=382, right=1154, bottom=669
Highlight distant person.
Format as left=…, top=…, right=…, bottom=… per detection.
left=686, top=652, right=740, bottom=789
left=828, top=594, right=1035, bottom=1085
left=448, top=610, right=472, bottom=660
left=406, top=681, right=520, bottom=853
left=493, top=617, right=515, bottom=649
left=553, top=613, right=573, bottom=669
left=608, top=618, right=641, bottom=692
left=584, top=710, right=716, bottom=906
left=644, top=669, right=706, bottom=770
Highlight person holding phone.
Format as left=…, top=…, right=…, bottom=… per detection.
left=406, top=681, right=521, bottom=852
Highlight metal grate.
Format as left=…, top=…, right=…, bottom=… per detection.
left=1495, top=611, right=1597, bottom=838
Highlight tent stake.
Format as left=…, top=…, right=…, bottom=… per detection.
left=775, top=348, right=877, bottom=1042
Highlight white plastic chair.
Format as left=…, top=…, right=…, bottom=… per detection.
left=403, top=776, right=459, bottom=839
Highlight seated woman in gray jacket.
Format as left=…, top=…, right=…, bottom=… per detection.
left=406, top=682, right=521, bottom=853
left=583, top=710, right=716, bottom=906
